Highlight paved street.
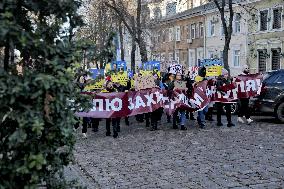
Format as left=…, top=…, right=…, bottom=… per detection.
left=72, top=115, right=284, bottom=189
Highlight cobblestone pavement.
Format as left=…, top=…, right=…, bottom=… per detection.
left=72, top=115, right=284, bottom=189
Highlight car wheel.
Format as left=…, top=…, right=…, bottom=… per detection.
left=222, top=103, right=238, bottom=114
left=275, top=102, right=284, bottom=123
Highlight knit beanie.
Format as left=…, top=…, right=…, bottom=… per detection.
left=221, top=68, right=228, bottom=76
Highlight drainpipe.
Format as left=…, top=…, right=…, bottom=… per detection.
left=202, top=5, right=207, bottom=59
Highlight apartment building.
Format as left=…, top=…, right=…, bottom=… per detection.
left=205, top=4, right=250, bottom=76
left=149, top=5, right=206, bottom=71
left=247, top=0, right=284, bottom=73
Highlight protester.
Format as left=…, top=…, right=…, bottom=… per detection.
left=237, top=65, right=254, bottom=125
left=215, top=68, right=235, bottom=127
left=185, top=71, right=196, bottom=120
left=196, top=66, right=209, bottom=129
left=162, top=73, right=173, bottom=123
left=150, top=73, right=164, bottom=131
left=103, top=80, right=119, bottom=138
left=74, top=72, right=90, bottom=138
left=171, top=72, right=187, bottom=130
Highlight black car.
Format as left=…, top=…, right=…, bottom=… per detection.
left=251, top=69, right=284, bottom=122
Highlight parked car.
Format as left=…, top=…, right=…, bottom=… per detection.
left=212, top=101, right=239, bottom=115
left=251, top=69, right=284, bottom=122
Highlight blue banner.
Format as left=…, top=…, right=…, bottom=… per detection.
left=89, top=69, right=104, bottom=79
left=143, top=61, right=160, bottom=71
left=112, top=61, right=127, bottom=71
left=198, top=59, right=223, bottom=67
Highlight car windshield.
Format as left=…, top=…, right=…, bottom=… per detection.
left=263, top=73, right=272, bottom=81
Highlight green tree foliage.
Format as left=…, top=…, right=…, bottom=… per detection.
left=0, top=0, right=92, bottom=188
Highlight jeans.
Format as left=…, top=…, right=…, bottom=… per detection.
left=197, top=105, right=209, bottom=126
left=173, top=109, right=186, bottom=126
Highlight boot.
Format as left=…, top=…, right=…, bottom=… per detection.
left=227, top=122, right=235, bottom=127
left=217, top=122, right=223, bottom=126
left=113, top=132, right=118, bottom=138
left=125, top=118, right=129, bottom=126
left=190, top=113, right=196, bottom=120
left=173, top=124, right=178, bottom=129
left=181, top=125, right=187, bottom=130
left=106, top=132, right=111, bottom=136
left=150, top=123, right=157, bottom=131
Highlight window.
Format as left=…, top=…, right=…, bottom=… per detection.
left=209, top=20, right=215, bottom=36
left=191, top=23, right=196, bottom=39
left=162, top=29, right=167, bottom=42
left=153, top=7, right=162, bottom=20
left=166, top=2, right=177, bottom=16
left=197, top=49, right=204, bottom=65
left=169, top=53, right=174, bottom=61
left=161, top=53, right=166, bottom=61
left=233, top=50, right=240, bottom=67
left=220, top=24, right=224, bottom=36
left=271, top=48, right=281, bottom=70
left=169, top=28, right=174, bottom=41
left=259, top=10, right=268, bottom=31
left=275, top=75, right=284, bottom=83
left=234, top=13, right=241, bottom=33
left=220, top=51, right=223, bottom=60
left=175, top=26, right=181, bottom=41
left=258, top=49, right=267, bottom=72
left=208, top=51, right=214, bottom=59
left=188, top=50, right=195, bottom=67
left=199, top=22, right=204, bottom=37
left=175, top=50, right=180, bottom=63
left=273, top=8, right=282, bottom=29
left=187, top=25, right=191, bottom=39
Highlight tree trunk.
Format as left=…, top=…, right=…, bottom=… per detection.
left=131, top=36, right=136, bottom=72
left=223, top=38, right=231, bottom=75
left=136, top=0, right=148, bottom=63
left=4, top=39, right=10, bottom=71
left=118, top=20, right=125, bottom=61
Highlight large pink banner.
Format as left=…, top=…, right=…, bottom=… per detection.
left=76, top=74, right=263, bottom=118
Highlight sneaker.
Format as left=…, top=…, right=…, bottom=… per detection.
left=247, top=118, right=253, bottom=125
left=237, top=117, right=245, bottom=124
left=82, top=133, right=87, bottom=139
left=217, top=122, right=223, bottom=126
left=173, top=125, right=178, bottom=129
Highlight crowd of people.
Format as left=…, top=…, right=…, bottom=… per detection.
left=75, top=64, right=254, bottom=139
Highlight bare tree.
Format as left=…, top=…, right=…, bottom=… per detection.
left=105, top=0, right=149, bottom=64
left=212, top=0, right=234, bottom=75
left=77, top=0, right=117, bottom=68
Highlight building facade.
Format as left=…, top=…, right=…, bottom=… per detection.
left=204, top=5, right=250, bottom=76
left=247, top=0, right=284, bottom=73
left=149, top=5, right=206, bottom=70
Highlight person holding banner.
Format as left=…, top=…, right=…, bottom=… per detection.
left=216, top=69, right=235, bottom=127
left=185, top=71, right=196, bottom=121
left=103, top=80, right=120, bottom=138
left=237, top=65, right=254, bottom=125
left=162, top=73, right=173, bottom=123
left=196, top=67, right=209, bottom=129
left=150, top=73, right=164, bottom=131
left=171, top=72, right=187, bottom=130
